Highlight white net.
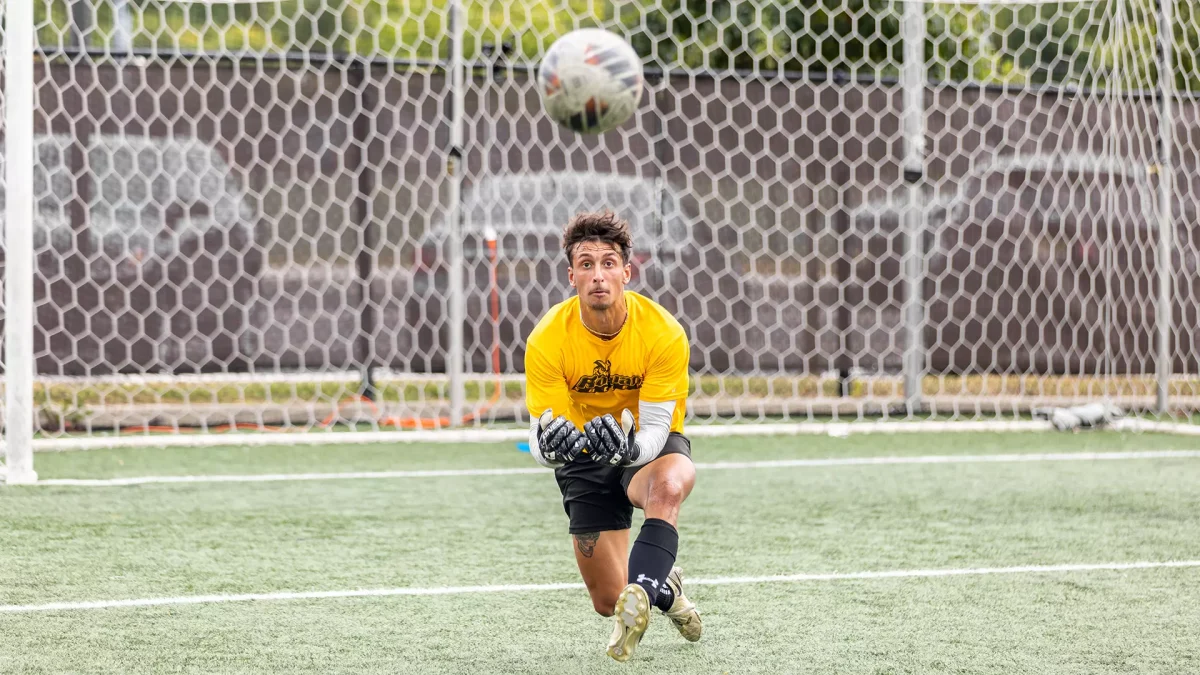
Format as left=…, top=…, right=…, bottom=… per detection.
left=2, top=0, right=1199, bottom=453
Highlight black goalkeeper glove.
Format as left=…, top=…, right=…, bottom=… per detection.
left=536, top=409, right=587, bottom=465
left=583, top=409, right=638, bottom=467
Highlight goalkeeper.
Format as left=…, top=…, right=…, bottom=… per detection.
left=525, top=210, right=702, bottom=663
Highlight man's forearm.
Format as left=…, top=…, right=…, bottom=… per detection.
left=629, top=400, right=675, bottom=467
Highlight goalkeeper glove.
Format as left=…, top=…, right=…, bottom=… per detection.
left=583, top=409, right=638, bottom=467
left=536, top=409, right=587, bottom=465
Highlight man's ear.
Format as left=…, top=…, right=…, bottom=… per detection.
left=623, top=263, right=632, bottom=283
left=568, top=265, right=575, bottom=287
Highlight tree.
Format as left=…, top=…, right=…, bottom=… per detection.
left=21, top=0, right=1200, bottom=92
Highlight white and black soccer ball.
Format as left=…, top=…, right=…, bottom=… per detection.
left=538, top=29, right=643, bottom=134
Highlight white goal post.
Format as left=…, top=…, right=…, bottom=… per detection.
left=4, top=0, right=37, bottom=484
left=4, top=0, right=1198, bottom=482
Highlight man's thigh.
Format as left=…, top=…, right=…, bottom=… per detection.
left=622, top=432, right=696, bottom=510
left=554, top=462, right=634, bottom=534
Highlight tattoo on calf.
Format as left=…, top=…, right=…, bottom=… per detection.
left=574, top=532, right=600, bottom=558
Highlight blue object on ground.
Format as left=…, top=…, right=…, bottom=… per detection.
left=517, top=442, right=530, bottom=452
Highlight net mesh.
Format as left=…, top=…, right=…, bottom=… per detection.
left=1, top=0, right=1198, bottom=440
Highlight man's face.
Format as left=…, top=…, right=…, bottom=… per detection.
left=568, top=240, right=631, bottom=311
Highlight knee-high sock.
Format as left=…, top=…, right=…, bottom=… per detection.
left=627, top=518, right=677, bottom=610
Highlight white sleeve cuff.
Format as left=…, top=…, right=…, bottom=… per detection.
left=528, top=418, right=558, bottom=468
left=629, top=400, right=676, bottom=467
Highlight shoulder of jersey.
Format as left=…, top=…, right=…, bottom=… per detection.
left=528, top=296, right=578, bottom=343
left=627, top=291, right=686, bottom=339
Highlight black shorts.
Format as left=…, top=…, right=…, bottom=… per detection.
left=553, top=432, right=693, bottom=535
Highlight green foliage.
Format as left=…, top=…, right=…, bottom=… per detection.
left=33, top=385, right=91, bottom=432
left=25, top=1, right=1200, bottom=88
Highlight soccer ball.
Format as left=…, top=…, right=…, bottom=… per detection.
left=538, top=29, right=643, bottom=134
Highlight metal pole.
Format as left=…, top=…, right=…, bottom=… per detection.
left=112, top=0, right=134, bottom=56
left=1101, top=0, right=1122, bottom=402
left=446, top=0, right=466, bottom=426
left=353, top=61, right=379, bottom=401
left=4, top=0, right=38, bottom=484
left=901, top=0, right=927, bottom=413
left=68, top=0, right=93, bottom=50
left=1155, top=0, right=1176, bottom=413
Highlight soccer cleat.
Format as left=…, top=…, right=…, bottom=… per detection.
left=663, top=566, right=702, bottom=642
left=607, top=583, right=651, bottom=662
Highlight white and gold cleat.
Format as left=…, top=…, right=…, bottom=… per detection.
left=607, top=583, right=651, bottom=662
left=663, top=566, right=702, bottom=642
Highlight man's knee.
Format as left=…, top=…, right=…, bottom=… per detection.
left=646, top=476, right=687, bottom=507
left=591, top=591, right=619, bottom=617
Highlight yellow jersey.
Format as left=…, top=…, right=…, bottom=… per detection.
left=525, top=291, right=689, bottom=433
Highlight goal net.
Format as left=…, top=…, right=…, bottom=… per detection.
left=2, top=0, right=1199, bottom=469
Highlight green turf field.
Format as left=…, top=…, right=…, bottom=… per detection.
left=4, top=431, right=1200, bottom=673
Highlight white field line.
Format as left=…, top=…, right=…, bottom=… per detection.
left=18, top=418, right=1200, bottom=453
left=25, top=429, right=531, bottom=453
left=2, top=560, right=1196, bottom=614
left=40, top=467, right=549, bottom=486
left=29, top=449, right=1200, bottom=487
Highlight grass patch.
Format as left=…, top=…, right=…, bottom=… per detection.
left=4, top=431, right=1200, bottom=673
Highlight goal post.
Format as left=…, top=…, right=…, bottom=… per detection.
left=3, top=0, right=36, bottom=484
left=4, top=0, right=1199, bottom=481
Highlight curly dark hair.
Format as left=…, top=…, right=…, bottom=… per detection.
left=562, top=210, right=633, bottom=265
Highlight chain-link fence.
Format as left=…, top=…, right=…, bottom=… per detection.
left=2, top=0, right=1199, bottom=444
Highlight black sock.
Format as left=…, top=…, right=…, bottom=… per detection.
left=654, top=580, right=675, bottom=612
left=627, top=518, right=678, bottom=608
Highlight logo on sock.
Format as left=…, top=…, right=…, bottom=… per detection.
left=636, top=574, right=659, bottom=589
